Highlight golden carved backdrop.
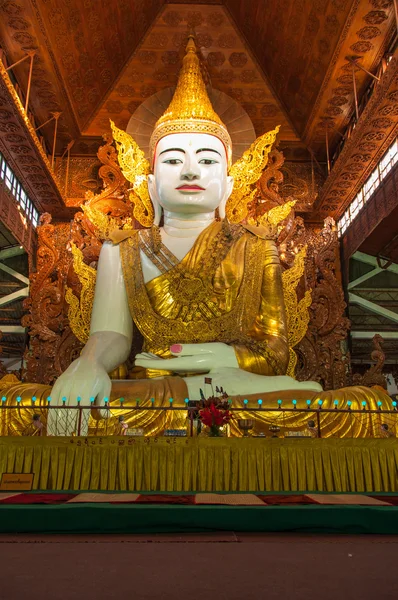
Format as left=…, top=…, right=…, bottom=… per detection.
left=22, top=133, right=350, bottom=391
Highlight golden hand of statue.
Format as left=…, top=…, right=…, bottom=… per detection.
left=135, top=342, right=239, bottom=373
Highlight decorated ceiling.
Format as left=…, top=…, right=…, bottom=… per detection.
left=0, top=0, right=396, bottom=219
left=85, top=3, right=299, bottom=143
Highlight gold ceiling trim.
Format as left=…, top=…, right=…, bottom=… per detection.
left=0, top=61, right=63, bottom=194
left=315, top=50, right=398, bottom=221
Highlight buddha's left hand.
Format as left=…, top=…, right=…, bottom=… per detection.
left=134, top=342, right=239, bottom=373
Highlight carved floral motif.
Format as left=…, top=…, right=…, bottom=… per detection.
left=370, top=0, right=392, bottom=8
left=363, top=10, right=388, bottom=25
left=229, top=52, right=248, bottom=68
left=352, top=334, right=387, bottom=388
left=207, top=52, right=226, bottom=67
left=357, top=26, right=382, bottom=39
left=350, top=41, right=374, bottom=53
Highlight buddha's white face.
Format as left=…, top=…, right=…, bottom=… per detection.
left=148, top=133, right=233, bottom=216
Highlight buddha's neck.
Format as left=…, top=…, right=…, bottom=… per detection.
left=162, top=210, right=215, bottom=238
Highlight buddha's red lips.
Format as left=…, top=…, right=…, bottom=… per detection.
left=176, top=185, right=205, bottom=191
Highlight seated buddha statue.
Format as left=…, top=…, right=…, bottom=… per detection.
left=51, top=37, right=322, bottom=409
left=1, top=38, right=390, bottom=437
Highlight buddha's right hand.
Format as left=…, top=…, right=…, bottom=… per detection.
left=48, top=358, right=111, bottom=436
left=51, top=331, right=131, bottom=408
left=47, top=331, right=131, bottom=435
left=50, top=357, right=111, bottom=407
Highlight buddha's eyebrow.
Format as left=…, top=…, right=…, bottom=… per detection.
left=159, top=148, right=185, bottom=156
left=196, top=148, right=221, bottom=156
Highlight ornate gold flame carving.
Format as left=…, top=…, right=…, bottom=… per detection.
left=81, top=204, right=133, bottom=241
left=226, top=126, right=280, bottom=223
left=65, top=244, right=96, bottom=344
left=282, top=246, right=312, bottom=377
left=265, top=199, right=297, bottom=227
left=248, top=199, right=297, bottom=239
left=110, top=121, right=154, bottom=227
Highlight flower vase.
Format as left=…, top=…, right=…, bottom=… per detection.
left=208, top=424, right=222, bottom=437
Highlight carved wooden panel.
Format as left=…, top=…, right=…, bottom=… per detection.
left=54, top=157, right=102, bottom=207
left=0, top=61, right=68, bottom=215
left=279, top=162, right=324, bottom=212
left=303, top=0, right=395, bottom=152
left=315, top=48, right=398, bottom=222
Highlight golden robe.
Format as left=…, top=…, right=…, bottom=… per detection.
left=120, top=220, right=289, bottom=377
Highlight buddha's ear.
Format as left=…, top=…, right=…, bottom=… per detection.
left=218, top=175, right=234, bottom=219
left=148, top=174, right=162, bottom=226
left=227, top=175, right=234, bottom=197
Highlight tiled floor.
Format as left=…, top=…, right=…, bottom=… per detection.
left=1, top=532, right=398, bottom=543
left=1, top=534, right=398, bottom=599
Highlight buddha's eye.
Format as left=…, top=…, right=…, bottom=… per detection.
left=199, top=159, right=218, bottom=165
left=163, top=158, right=183, bottom=165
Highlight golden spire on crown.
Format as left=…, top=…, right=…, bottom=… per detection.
left=150, top=35, right=232, bottom=167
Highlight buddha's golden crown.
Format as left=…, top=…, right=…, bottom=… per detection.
left=149, top=36, right=232, bottom=167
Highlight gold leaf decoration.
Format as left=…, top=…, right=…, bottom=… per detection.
left=248, top=199, right=296, bottom=238
left=263, top=199, right=296, bottom=227
left=282, top=246, right=312, bottom=377
left=226, top=126, right=280, bottom=223
left=65, top=244, right=96, bottom=344
left=110, top=120, right=154, bottom=227
left=82, top=204, right=124, bottom=240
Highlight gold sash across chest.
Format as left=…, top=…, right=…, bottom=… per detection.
left=119, top=222, right=265, bottom=354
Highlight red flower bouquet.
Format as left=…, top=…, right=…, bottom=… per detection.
left=199, top=401, right=231, bottom=437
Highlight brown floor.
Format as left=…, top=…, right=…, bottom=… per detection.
left=1, top=534, right=398, bottom=599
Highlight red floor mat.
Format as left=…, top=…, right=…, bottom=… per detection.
left=370, top=495, right=398, bottom=505
left=0, top=493, right=76, bottom=504
left=257, top=495, right=318, bottom=505
left=132, top=495, right=195, bottom=505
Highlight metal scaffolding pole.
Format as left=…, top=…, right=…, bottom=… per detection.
left=352, top=63, right=359, bottom=121
left=51, top=112, right=61, bottom=170
left=24, top=51, right=36, bottom=114
left=325, top=125, right=330, bottom=175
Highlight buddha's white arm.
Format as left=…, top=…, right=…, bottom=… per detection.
left=90, top=241, right=133, bottom=346
left=51, top=242, right=133, bottom=406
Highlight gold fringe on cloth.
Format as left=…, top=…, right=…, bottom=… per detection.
left=0, top=437, right=397, bottom=492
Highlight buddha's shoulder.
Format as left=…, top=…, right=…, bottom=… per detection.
left=107, top=229, right=139, bottom=245
left=239, top=223, right=274, bottom=240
